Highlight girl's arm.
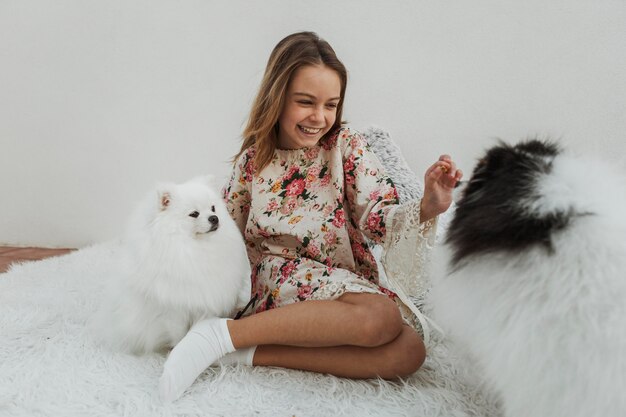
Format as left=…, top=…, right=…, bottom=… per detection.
left=420, top=155, right=463, bottom=222
left=222, top=149, right=254, bottom=236
left=341, top=128, right=460, bottom=243
left=341, top=128, right=459, bottom=341
left=340, top=128, right=402, bottom=245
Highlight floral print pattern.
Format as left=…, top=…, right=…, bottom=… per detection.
left=223, top=127, right=402, bottom=316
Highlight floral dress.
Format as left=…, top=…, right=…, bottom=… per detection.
left=223, top=127, right=437, bottom=339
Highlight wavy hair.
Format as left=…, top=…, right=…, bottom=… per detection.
left=233, top=32, right=347, bottom=172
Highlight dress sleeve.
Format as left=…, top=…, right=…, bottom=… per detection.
left=341, top=129, right=437, bottom=299
left=222, top=148, right=254, bottom=236
left=341, top=129, right=401, bottom=244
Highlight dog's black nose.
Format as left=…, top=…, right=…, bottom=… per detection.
left=208, top=215, right=219, bottom=225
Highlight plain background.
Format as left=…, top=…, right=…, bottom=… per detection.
left=1, top=0, right=625, bottom=248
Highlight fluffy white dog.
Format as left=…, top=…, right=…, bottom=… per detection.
left=430, top=140, right=626, bottom=417
left=94, top=176, right=250, bottom=355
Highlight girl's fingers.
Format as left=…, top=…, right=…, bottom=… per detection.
left=439, top=161, right=457, bottom=178
left=426, top=160, right=448, bottom=176
left=425, top=157, right=461, bottom=184
left=438, top=160, right=451, bottom=171
left=437, top=163, right=450, bottom=174
left=428, top=165, right=445, bottom=181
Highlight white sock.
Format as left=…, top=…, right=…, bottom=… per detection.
left=213, top=346, right=257, bottom=367
left=158, top=318, right=235, bottom=402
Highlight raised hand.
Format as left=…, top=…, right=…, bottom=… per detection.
left=420, top=155, right=463, bottom=222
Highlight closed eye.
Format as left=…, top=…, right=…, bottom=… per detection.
left=189, top=211, right=200, bottom=218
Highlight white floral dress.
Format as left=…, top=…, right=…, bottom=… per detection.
left=223, top=127, right=437, bottom=339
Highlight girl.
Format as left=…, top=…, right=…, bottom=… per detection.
left=159, top=32, right=462, bottom=402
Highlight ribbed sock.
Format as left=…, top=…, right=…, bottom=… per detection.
left=158, top=318, right=235, bottom=402
left=214, top=346, right=257, bottom=367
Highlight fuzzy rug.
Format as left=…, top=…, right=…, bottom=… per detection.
left=363, top=126, right=424, bottom=203
left=0, top=243, right=499, bottom=417
left=0, top=128, right=500, bottom=416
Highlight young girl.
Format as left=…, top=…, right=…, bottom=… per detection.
left=159, top=31, right=462, bottom=402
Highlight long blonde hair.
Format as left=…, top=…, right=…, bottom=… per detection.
left=234, top=32, right=348, bottom=172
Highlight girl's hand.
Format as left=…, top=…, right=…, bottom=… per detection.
left=420, top=155, right=463, bottom=222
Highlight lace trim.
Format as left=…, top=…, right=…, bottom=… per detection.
left=380, top=199, right=439, bottom=344
left=382, top=200, right=436, bottom=298
left=309, top=279, right=383, bottom=301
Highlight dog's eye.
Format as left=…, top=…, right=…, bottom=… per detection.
left=189, top=211, right=200, bottom=218
left=211, top=205, right=215, bottom=213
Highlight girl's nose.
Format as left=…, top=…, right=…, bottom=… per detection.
left=310, top=106, right=324, bottom=122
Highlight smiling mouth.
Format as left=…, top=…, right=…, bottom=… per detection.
left=298, top=125, right=323, bottom=135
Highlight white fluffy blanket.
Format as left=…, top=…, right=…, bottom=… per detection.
left=0, top=242, right=500, bottom=416
left=1, top=128, right=500, bottom=416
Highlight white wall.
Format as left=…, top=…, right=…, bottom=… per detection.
left=1, top=0, right=625, bottom=248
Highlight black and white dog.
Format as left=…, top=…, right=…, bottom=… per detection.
left=431, top=140, right=626, bottom=417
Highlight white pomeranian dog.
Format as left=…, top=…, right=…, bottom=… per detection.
left=94, top=176, right=250, bottom=355
left=430, top=140, right=626, bottom=417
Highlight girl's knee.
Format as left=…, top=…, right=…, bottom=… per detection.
left=379, top=326, right=426, bottom=378
left=351, top=294, right=404, bottom=347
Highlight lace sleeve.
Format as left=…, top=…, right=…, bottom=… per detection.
left=381, top=199, right=437, bottom=301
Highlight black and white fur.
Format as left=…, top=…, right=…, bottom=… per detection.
left=431, top=140, right=626, bottom=417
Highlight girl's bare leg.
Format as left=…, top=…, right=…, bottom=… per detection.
left=159, top=293, right=426, bottom=402
left=253, top=325, right=426, bottom=379
left=227, top=292, right=426, bottom=378
left=229, top=293, right=404, bottom=348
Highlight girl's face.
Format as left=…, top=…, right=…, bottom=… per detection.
left=277, top=64, right=341, bottom=150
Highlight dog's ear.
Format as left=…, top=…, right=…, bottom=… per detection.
left=155, top=183, right=176, bottom=211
